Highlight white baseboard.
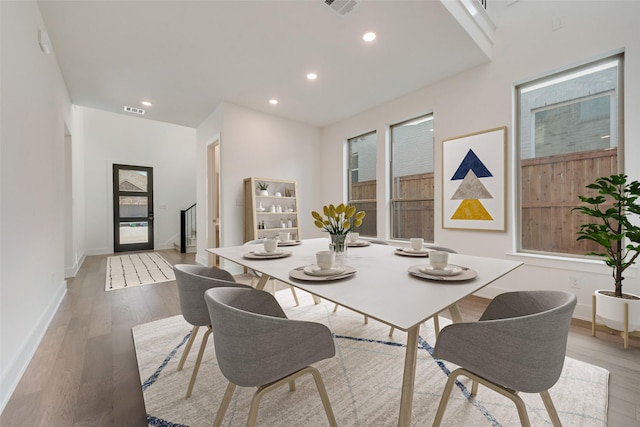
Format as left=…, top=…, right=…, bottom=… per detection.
left=64, top=253, right=86, bottom=278
left=0, top=279, right=67, bottom=413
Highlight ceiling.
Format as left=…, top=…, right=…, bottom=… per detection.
left=38, top=0, right=490, bottom=128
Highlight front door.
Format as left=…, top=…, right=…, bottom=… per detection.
left=113, top=164, right=154, bottom=252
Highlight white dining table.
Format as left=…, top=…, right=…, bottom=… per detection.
left=207, top=238, right=522, bottom=427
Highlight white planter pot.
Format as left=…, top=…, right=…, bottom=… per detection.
left=259, top=190, right=269, bottom=196
left=594, top=289, right=640, bottom=332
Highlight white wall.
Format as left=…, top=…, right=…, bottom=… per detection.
left=320, top=0, right=640, bottom=320
left=0, top=0, right=72, bottom=410
left=196, top=102, right=321, bottom=269
left=80, top=107, right=196, bottom=254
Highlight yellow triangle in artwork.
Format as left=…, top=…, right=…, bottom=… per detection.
left=451, top=199, right=493, bottom=220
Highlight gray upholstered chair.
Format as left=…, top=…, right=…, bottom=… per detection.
left=432, top=290, right=577, bottom=427
left=173, top=264, right=252, bottom=398
left=244, top=239, right=300, bottom=305
left=204, top=287, right=337, bottom=427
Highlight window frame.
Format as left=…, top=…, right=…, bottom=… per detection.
left=516, top=54, right=624, bottom=257
left=389, top=114, right=435, bottom=242
left=347, top=131, right=377, bottom=237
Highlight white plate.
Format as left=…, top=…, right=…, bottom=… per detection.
left=395, top=248, right=429, bottom=257
left=289, top=265, right=356, bottom=282
left=347, top=241, right=371, bottom=247
left=277, top=240, right=302, bottom=247
left=403, top=247, right=429, bottom=254
left=243, top=250, right=292, bottom=260
left=419, top=265, right=462, bottom=276
left=303, top=265, right=346, bottom=276
left=408, top=265, right=477, bottom=282
left=253, top=249, right=285, bottom=256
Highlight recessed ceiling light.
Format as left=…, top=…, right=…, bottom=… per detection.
left=269, top=99, right=278, bottom=105
left=141, top=101, right=152, bottom=107
left=307, top=72, right=318, bottom=80
left=363, top=32, right=376, bottom=42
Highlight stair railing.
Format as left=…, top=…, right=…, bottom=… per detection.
left=180, top=203, right=196, bottom=253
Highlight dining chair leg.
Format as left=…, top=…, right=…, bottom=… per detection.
left=389, top=326, right=395, bottom=336
left=213, top=382, right=236, bottom=427
left=455, top=368, right=533, bottom=427
left=364, top=315, right=368, bottom=324
left=333, top=303, right=339, bottom=312
left=246, top=367, right=336, bottom=427
left=433, top=315, right=440, bottom=338
left=289, top=286, right=300, bottom=306
left=309, top=366, right=338, bottom=427
left=177, top=325, right=199, bottom=371
left=185, top=326, right=212, bottom=398
left=432, top=368, right=459, bottom=426
left=540, top=390, right=562, bottom=427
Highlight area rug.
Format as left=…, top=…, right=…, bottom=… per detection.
left=132, top=291, right=609, bottom=426
left=105, top=252, right=175, bottom=291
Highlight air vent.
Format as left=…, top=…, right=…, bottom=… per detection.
left=324, top=0, right=357, bottom=16
left=124, top=106, right=145, bottom=115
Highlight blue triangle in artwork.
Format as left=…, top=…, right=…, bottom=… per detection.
left=451, top=149, right=493, bottom=180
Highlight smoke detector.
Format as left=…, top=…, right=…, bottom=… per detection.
left=124, top=106, right=145, bottom=115
left=324, top=0, right=357, bottom=16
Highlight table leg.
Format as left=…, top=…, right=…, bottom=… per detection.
left=255, top=274, right=270, bottom=291
left=398, top=325, right=419, bottom=427
left=448, top=303, right=464, bottom=323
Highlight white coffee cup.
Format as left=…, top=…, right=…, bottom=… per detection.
left=410, top=238, right=424, bottom=251
left=263, top=238, right=277, bottom=253
left=278, top=232, right=290, bottom=242
left=430, top=250, right=449, bottom=270
left=316, top=251, right=335, bottom=270
left=348, top=232, right=359, bottom=243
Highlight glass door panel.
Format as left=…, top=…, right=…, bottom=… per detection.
left=113, top=164, right=154, bottom=252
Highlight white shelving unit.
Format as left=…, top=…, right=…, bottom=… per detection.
left=243, top=177, right=301, bottom=242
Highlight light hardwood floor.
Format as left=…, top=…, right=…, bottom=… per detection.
left=1, top=249, right=638, bottom=426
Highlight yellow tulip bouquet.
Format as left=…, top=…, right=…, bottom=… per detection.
left=311, top=203, right=366, bottom=235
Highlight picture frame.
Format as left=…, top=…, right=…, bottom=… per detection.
left=442, top=126, right=506, bottom=231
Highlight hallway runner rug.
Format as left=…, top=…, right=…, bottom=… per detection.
left=132, top=290, right=609, bottom=426
left=105, top=252, right=174, bottom=291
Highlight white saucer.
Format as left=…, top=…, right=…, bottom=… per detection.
left=347, top=240, right=371, bottom=247
left=303, top=265, right=346, bottom=276
left=404, top=247, right=429, bottom=254
left=253, top=249, right=284, bottom=256
left=419, top=265, right=462, bottom=276
left=277, top=240, right=302, bottom=246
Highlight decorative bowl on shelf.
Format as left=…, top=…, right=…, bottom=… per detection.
left=257, top=207, right=265, bottom=212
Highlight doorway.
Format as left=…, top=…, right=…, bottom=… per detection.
left=113, top=164, right=154, bottom=252
left=207, top=137, right=220, bottom=266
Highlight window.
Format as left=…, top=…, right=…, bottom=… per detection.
left=390, top=114, right=434, bottom=241
left=518, top=55, right=622, bottom=255
left=347, top=132, right=376, bottom=236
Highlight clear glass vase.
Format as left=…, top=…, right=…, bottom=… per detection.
left=330, top=233, right=348, bottom=257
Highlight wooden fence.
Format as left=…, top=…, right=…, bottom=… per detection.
left=521, top=148, right=617, bottom=255
left=351, top=172, right=435, bottom=240
left=348, top=148, right=617, bottom=254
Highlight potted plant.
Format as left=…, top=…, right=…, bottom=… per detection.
left=256, top=182, right=269, bottom=196
left=574, top=174, right=640, bottom=348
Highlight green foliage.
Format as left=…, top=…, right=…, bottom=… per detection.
left=574, top=174, right=640, bottom=297
left=256, top=182, right=269, bottom=191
